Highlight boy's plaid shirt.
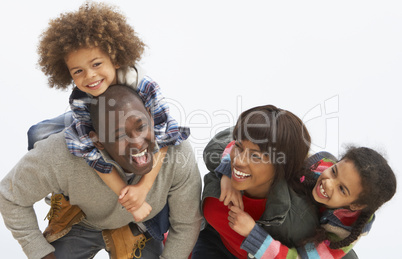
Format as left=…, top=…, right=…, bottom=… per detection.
left=64, top=75, right=190, bottom=173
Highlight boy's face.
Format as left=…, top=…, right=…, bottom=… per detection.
left=65, top=47, right=119, bottom=96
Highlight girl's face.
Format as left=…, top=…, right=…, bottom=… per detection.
left=65, top=47, right=119, bottom=96
left=230, top=140, right=275, bottom=199
left=313, top=160, right=364, bottom=209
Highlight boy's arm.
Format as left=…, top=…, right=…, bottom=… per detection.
left=95, top=167, right=126, bottom=196
left=118, top=147, right=168, bottom=209
left=96, top=166, right=153, bottom=222
left=97, top=147, right=167, bottom=217
left=131, top=147, right=168, bottom=192
left=241, top=224, right=354, bottom=259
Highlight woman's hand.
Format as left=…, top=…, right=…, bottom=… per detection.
left=228, top=205, right=255, bottom=237
left=220, top=175, right=244, bottom=210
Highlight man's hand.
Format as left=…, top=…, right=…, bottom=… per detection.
left=130, top=201, right=152, bottom=222
left=42, top=252, right=56, bottom=259
left=228, top=205, right=255, bottom=237
left=219, top=175, right=244, bottom=210
left=119, top=184, right=148, bottom=212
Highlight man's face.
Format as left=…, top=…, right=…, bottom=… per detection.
left=96, top=98, right=156, bottom=175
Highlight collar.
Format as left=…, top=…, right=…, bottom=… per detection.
left=117, top=64, right=147, bottom=88
left=258, top=177, right=291, bottom=225
left=98, top=149, right=128, bottom=180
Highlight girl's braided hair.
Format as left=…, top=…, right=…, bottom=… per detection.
left=297, top=146, right=396, bottom=249
left=38, top=2, right=145, bottom=89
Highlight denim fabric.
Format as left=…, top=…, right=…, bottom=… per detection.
left=51, top=224, right=163, bottom=259
left=142, top=203, right=170, bottom=241
left=192, top=224, right=237, bottom=259
left=27, top=111, right=73, bottom=150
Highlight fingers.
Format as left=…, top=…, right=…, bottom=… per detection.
left=228, top=221, right=234, bottom=229
left=228, top=195, right=238, bottom=207
left=219, top=190, right=226, bottom=202
left=125, top=204, right=139, bottom=212
left=228, top=213, right=235, bottom=225
left=223, top=192, right=240, bottom=208
left=227, top=211, right=238, bottom=232
left=223, top=195, right=231, bottom=206
left=232, top=192, right=243, bottom=210
left=239, top=198, right=244, bottom=211
left=141, top=201, right=152, bottom=211
left=119, top=186, right=129, bottom=199
left=230, top=205, right=241, bottom=213
left=128, top=201, right=151, bottom=212
left=131, top=202, right=152, bottom=221
left=220, top=187, right=244, bottom=210
left=119, top=193, right=135, bottom=206
left=119, top=191, right=143, bottom=209
left=132, top=210, right=150, bottom=222
left=120, top=198, right=138, bottom=209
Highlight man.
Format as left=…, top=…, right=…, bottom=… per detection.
left=0, top=85, right=202, bottom=259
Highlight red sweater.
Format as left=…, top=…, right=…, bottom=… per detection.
left=203, top=196, right=267, bottom=258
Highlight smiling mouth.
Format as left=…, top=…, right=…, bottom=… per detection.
left=233, top=168, right=251, bottom=179
left=131, top=148, right=149, bottom=165
left=87, top=79, right=103, bottom=88
left=319, top=183, right=329, bottom=198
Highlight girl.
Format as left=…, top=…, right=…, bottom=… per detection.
left=210, top=119, right=397, bottom=258
left=29, top=2, right=188, bottom=239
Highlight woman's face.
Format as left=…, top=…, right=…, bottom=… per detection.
left=312, top=160, right=364, bottom=209
left=230, top=140, right=275, bottom=199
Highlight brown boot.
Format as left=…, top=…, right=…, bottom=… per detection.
left=102, top=224, right=151, bottom=259
left=43, top=193, right=85, bottom=243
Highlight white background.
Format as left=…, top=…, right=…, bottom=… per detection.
left=0, top=1, right=401, bottom=258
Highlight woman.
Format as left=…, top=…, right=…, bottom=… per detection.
left=192, top=105, right=320, bottom=258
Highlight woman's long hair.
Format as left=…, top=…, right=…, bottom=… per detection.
left=232, top=104, right=311, bottom=191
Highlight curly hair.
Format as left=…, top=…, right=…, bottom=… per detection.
left=37, top=2, right=145, bottom=89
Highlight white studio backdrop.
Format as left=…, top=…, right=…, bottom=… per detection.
left=0, top=0, right=401, bottom=258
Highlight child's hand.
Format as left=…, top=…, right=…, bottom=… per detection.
left=118, top=185, right=148, bottom=212
left=228, top=205, right=255, bottom=237
left=220, top=175, right=244, bottom=210
left=130, top=201, right=152, bottom=222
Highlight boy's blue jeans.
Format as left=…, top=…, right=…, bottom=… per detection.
left=51, top=224, right=162, bottom=259
left=27, top=111, right=74, bottom=150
